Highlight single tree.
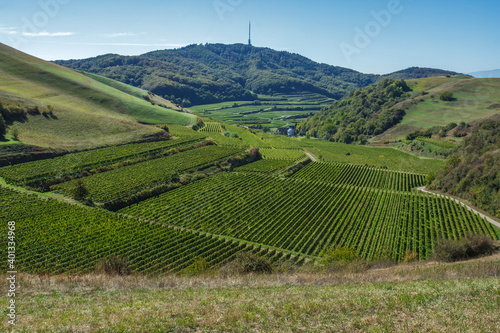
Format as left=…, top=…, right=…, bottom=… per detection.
left=10, top=127, right=19, bottom=141
left=0, top=115, right=6, bottom=139
left=71, top=179, right=89, bottom=200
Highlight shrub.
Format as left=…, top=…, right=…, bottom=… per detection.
left=439, top=91, right=455, bottom=101
left=318, top=246, right=359, bottom=265
left=96, top=255, right=131, bottom=275
left=220, top=251, right=273, bottom=275
left=425, top=172, right=436, bottom=185
left=10, top=127, right=19, bottom=141
left=315, top=246, right=367, bottom=272
left=181, top=257, right=211, bottom=276
left=433, top=234, right=495, bottom=262
left=402, top=249, right=419, bottom=263
left=158, top=125, right=169, bottom=133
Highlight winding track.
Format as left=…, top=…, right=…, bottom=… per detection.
left=417, top=187, right=500, bottom=229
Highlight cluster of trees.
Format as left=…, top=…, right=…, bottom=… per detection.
left=298, top=79, right=412, bottom=143
left=428, top=119, right=500, bottom=218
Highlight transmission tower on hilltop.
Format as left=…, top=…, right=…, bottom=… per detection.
left=248, top=21, right=252, bottom=46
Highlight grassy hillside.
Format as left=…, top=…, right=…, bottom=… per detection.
left=402, top=77, right=500, bottom=127
left=2, top=255, right=499, bottom=332
left=0, top=43, right=194, bottom=148
left=374, top=77, right=500, bottom=141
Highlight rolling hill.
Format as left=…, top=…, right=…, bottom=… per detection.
left=298, top=75, right=500, bottom=143
left=377, top=76, right=500, bottom=141
left=0, top=43, right=194, bottom=149
left=54, top=43, right=459, bottom=106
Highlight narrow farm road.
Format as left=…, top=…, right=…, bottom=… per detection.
left=305, top=152, right=317, bottom=162
left=417, top=187, right=500, bottom=229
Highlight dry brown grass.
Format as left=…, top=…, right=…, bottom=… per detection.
left=1, top=254, right=499, bottom=332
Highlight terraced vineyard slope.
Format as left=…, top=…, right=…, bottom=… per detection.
left=0, top=138, right=200, bottom=184
left=292, top=162, right=426, bottom=192
left=52, top=145, right=242, bottom=202
left=120, top=173, right=497, bottom=261
left=0, top=187, right=299, bottom=274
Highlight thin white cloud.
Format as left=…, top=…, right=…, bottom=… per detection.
left=67, top=42, right=187, bottom=47
left=0, top=27, right=74, bottom=37
left=22, top=31, right=75, bottom=37
left=105, top=32, right=145, bottom=38
left=0, top=26, right=18, bottom=35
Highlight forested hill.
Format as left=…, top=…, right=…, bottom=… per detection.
left=297, top=79, right=412, bottom=143
left=428, top=119, right=500, bottom=218
left=54, top=44, right=458, bottom=105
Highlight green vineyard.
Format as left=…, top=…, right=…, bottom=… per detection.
left=52, top=145, right=242, bottom=202
left=234, top=159, right=296, bottom=174
left=0, top=124, right=498, bottom=274
left=0, top=188, right=298, bottom=274
left=259, top=148, right=306, bottom=160
left=0, top=138, right=201, bottom=184
left=292, top=162, right=426, bottom=192
left=211, top=134, right=248, bottom=148
left=167, top=124, right=207, bottom=140
left=199, top=122, right=225, bottom=133
left=120, top=173, right=497, bottom=261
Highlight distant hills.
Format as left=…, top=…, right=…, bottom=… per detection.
left=0, top=42, right=194, bottom=149
left=468, top=69, right=500, bottom=78
left=54, top=43, right=459, bottom=106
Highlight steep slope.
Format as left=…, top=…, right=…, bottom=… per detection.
left=0, top=43, right=194, bottom=148
left=375, top=76, right=500, bottom=141
left=428, top=119, right=500, bottom=218
left=55, top=43, right=459, bottom=106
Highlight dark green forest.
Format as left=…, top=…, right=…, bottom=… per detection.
left=55, top=44, right=457, bottom=106
left=297, top=79, right=412, bottom=143
left=429, top=119, right=500, bottom=218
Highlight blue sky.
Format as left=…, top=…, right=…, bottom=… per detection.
left=1, top=0, right=499, bottom=74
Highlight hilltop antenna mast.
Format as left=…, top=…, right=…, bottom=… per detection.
left=248, top=21, right=252, bottom=46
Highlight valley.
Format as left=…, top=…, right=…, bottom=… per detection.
left=0, top=40, right=499, bottom=332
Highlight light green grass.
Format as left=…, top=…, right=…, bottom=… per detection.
left=81, top=72, right=147, bottom=99
left=0, top=43, right=194, bottom=148
left=298, top=139, right=444, bottom=174
left=402, top=78, right=500, bottom=128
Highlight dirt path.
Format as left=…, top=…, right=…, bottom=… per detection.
left=417, top=187, right=500, bottom=229
left=305, top=152, right=317, bottom=162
